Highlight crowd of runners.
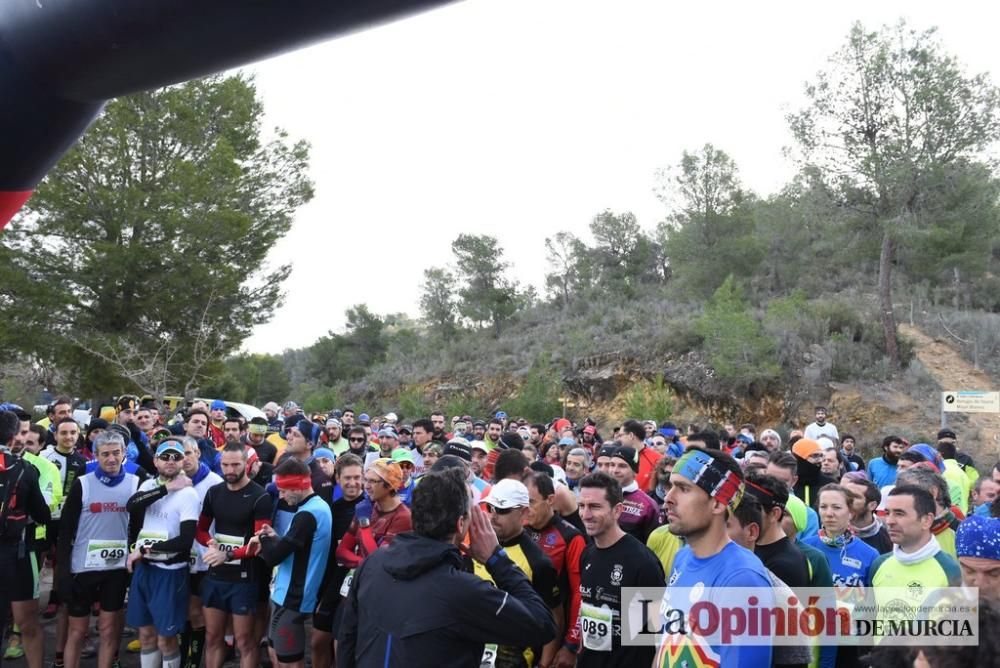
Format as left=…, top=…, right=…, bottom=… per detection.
left=0, top=396, right=996, bottom=668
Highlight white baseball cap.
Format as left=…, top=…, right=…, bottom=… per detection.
left=482, top=479, right=530, bottom=509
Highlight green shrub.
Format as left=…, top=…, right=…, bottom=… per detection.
left=443, top=394, right=486, bottom=420
left=395, top=386, right=433, bottom=422
left=299, top=384, right=341, bottom=414
left=622, top=374, right=675, bottom=424
left=501, top=354, right=564, bottom=423
left=695, top=277, right=781, bottom=391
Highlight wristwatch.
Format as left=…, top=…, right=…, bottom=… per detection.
left=358, top=517, right=371, bottom=528
left=485, top=545, right=507, bottom=568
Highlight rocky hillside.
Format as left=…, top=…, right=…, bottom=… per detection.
left=408, top=325, right=998, bottom=470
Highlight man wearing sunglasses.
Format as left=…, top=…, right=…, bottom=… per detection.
left=124, top=439, right=199, bottom=668
left=344, top=426, right=375, bottom=461
left=474, top=478, right=561, bottom=668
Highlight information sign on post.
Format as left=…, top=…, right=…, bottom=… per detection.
left=941, top=391, right=1000, bottom=413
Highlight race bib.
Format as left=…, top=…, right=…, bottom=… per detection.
left=137, top=529, right=169, bottom=561
left=213, top=533, right=245, bottom=557
left=479, top=644, right=498, bottom=668
left=340, top=569, right=355, bottom=597
left=84, top=540, right=127, bottom=569
left=579, top=602, right=613, bottom=652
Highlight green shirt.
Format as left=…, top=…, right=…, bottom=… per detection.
left=22, top=451, right=63, bottom=540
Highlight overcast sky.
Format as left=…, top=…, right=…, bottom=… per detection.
left=241, top=0, right=1000, bottom=354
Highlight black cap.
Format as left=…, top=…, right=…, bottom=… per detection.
left=431, top=454, right=469, bottom=472
left=443, top=438, right=473, bottom=462
left=937, top=429, right=957, bottom=440
left=499, top=432, right=524, bottom=451
left=611, top=446, right=639, bottom=472
left=597, top=444, right=618, bottom=459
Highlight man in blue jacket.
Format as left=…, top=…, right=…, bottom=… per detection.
left=336, top=467, right=557, bottom=668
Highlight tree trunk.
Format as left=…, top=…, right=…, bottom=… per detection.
left=878, top=230, right=900, bottom=366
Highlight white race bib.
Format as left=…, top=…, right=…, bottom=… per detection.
left=137, top=529, right=169, bottom=561
left=213, top=532, right=245, bottom=557
left=579, top=602, right=613, bottom=652
left=479, top=644, right=498, bottom=668
left=84, top=540, right=127, bottom=569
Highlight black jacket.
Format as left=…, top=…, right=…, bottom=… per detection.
left=337, top=532, right=557, bottom=668
left=794, top=455, right=836, bottom=510
left=0, top=452, right=51, bottom=543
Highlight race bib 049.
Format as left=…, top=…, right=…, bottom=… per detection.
left=84, top=540, right=127, bottom=569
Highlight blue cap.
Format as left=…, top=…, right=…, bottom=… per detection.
left=312, top=447, right=335, bottom=462
left=358, top=413, right=371, bottom=424
left=956, top=514, right=1000, bottom=560
left=558, top=437, right=577, bottom=446
left=156, top=440, right=185, bottom=456
left=210, top=399, right=226, bottom=411
left=495, top=411, right=507, bottom=419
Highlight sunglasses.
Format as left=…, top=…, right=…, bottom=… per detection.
left=487, top=505, right=517, bottom=516
left=157, top=452, right=183, bottom=462
left=349, top=437, right=366, bottom=443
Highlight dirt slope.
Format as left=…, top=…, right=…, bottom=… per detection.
left=899, top=323, right=1000, bottom=464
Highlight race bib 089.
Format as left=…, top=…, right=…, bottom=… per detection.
left=579, top=602, right=614, bottom=652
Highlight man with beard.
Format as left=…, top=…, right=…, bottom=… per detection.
left=804, top=405, right=839, bottom=442
left=262, top=403, right=283, bottom=432
left=125, top=439, right=199, bottom=668
left=484, top=418, right=503, bottom=451
left=840, top=434, right=866, bottom=471
left=324, top=419, right=349, bottom=456
left=429, top=411, right=449, bottom=444
left=527, top=424, right=545, bottom=450
left=759, top=428, right=782, bottom=452
left=198, top=443, right=273, bottom=668
left=344, top=425, right=375, bottom=462
left=471, top=420, right=487, bottom=442
left=867, top=435, right=905, bottom=488
left=790, top=438, right=836, bottom=510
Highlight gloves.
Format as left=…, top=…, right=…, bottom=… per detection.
left=354, top=496, right=374, bottom=523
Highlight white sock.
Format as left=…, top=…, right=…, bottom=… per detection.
left=139, top=648, right=161, bottom=668
left=225, top=634, right=234, bottom=645
left=162, top=652, right=181, bottom=668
